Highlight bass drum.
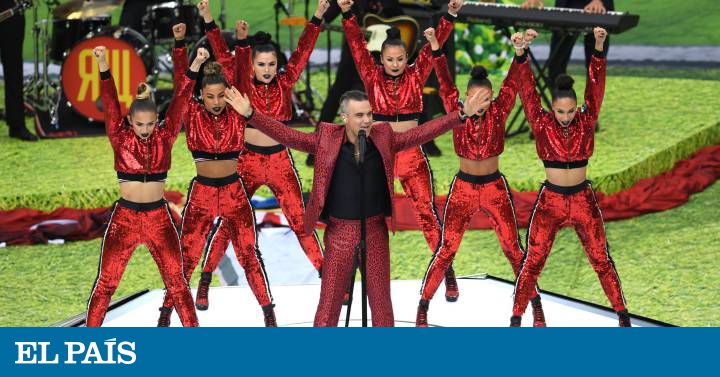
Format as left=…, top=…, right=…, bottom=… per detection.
left=60, top=27, right=157, bottom=122
left=50, top=17, right=112, bottom=62
left=142, top=2, right=203, bottom=43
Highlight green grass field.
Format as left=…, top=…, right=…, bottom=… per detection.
left=21, top=0, right=720, bottom=60
left=2, top=67, right=719, bottom=210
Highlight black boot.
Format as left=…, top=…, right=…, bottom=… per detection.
left=262, top=304, right=277, bottom=327
left=416, top=300, right=429, bottom=327
left=531, top=296, right=547, bottom=327
left=195, top=272, right=212, bottom=310
left=510, top=316, right=522, bottom=327
left=157, top=307, right=173, bottom=327
left=618, top=309, right=631, bottom=327
left=9, top=126, right=38, bottom=141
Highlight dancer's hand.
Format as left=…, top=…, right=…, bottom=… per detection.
left=448, top=0, right=464, bottom=16
left=172, top=23, right=186, bottom=41
left=424, top=28, right=439, bottom=51
left=593, top=27, right=608, bottom=51
left=462, top=87, right=492, bottom=117
left=191, top=47, right=210, bottom=71
left=236, top=20, right=249, bottom=40
left=521, top=0, right=544, bottom=9
left=584, top=0, right=606, bottom=14
left=524, top=28, right=538, bottom=46
left=315, top=0, right=330, bottom=19
left=337, top=0, right=353, bottom=14
left=93, top=46, right=109, bottom=71
left=224, top=86, right=253, bottom=118
left=197, top=0, right=212, bottom=23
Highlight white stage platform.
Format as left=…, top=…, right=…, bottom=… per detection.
left=95, top=276, right=666, bottom=327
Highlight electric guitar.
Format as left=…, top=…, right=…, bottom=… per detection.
left=324, top=13, right=420, bottom=56
left=0, top=0, right=32, bottom=23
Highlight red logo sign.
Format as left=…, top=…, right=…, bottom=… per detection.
left=61, top=36, right=148, bottom=121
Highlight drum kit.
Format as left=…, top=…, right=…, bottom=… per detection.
left=23, top=0, right=226, bottom=136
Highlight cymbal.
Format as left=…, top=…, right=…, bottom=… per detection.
left=53, top=0, right=123, bottom=20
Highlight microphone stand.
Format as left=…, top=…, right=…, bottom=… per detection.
left=344, top=130, right=368, bottom=327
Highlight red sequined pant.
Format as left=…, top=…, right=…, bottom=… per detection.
left=87, top=199, right=198, bottom=327
left=395, top=146, right=442, bottom=251
left=421, top=172, right=538, bottom=301
left=314, top=215, right=393, bottom=327
left=513, top=181, right=626, bottom=317
left=162, top=174, right=273, bottom=311
left=200, top=146, right=323, bottom=275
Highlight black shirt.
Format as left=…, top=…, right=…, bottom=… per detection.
left=324, top=139, right=392, bottom=220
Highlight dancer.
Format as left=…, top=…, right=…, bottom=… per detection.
left=157, top=23, right=275, bottom=327
left=86, top=45, right=199, bottom=327
left=193, top=0, right=327, bottom=309
left=511, top=28, right=630, bottom=327
left=222, top=87, right=486, bottom=326
left=339, top=0, right=464, bottom=302
left=415, top=30, right=546, bottom=326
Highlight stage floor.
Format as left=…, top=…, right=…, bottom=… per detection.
left=98, top=276, right=663, bottom=327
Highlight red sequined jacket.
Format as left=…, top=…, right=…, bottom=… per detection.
left=518, top=50, right=606, bottom=165
left=173, top=45, right=248, bottom=160
left=434, top=52, right=522, bottom=160
left=100, top=69, right=188, bottom=178
left=205, top=18, right=321, bottom=121
left=247, top=111, right=463, bottom=233
left=342, top=12, right=455, bottom=120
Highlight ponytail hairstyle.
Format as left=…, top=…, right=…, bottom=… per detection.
left=381, top=27, right=407, bottom=53
left=129, top=82, right=157, bottom=115
left=467, top=65, right=492, bottom=90
left=251, top=31, right=277, bottom=59
left=201, top=61, right=229, bottom=88
left=552, top=74, right=577, bottom=102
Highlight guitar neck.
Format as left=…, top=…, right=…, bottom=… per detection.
left=0, top=8, right=14, bottom=23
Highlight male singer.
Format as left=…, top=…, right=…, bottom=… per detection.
left=223, top=88, right=484, bottom=326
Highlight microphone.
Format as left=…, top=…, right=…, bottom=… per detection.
left=357, top=130, right=367, bottom=166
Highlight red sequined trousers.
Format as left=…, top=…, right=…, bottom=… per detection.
left=200, top=146, right=323, bottom=274
left=513, top=181, right=626, bottom=317
left=87, top=200, right=198, bottom=327
left=162, top=174, right=273, bottom=311
left=394, top=145, right=442, bottom=252
left=420, top=173, right=539, bottom=301
left=314, top=215, right=393, bottom=327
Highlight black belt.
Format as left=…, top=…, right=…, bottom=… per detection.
left=373, top=112, right=421, bottom=122
left=195, top=173, right=239, bottom=187
left=456, top=170, right=501, bottom=185
left=116, top=171, right=168, bottom=182
left=117, top=198, right=166, bottom=212
left=543, top=159, right=589, bottom=169
left=244, top=143, right=285, bottom=155
left=191, top=150, right=241, bottom=161
left=544, top=180, right=590, bottom=195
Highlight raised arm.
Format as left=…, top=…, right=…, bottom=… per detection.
left=172, top=23, right=189, bottom=86
left=415, top=9, right=458, bottom=82
left=223, top=87, right=318, bottom=154
left=340, top=0, right=376, bottom=81
left=584, top=27, right=608, bottom=125
left=282, top=0, right=328, bottom=85
left=233, top=20, right=254, bottom=96
left=166, top=48, right=209, bottom=138
left=513, top=30, right=546, bottom=133
left=198, top=0, right=235, bottom=85
left=94, top=46, right=123, bottom=148
left=490, top=34, right=529, bottom=124
left=428, top=29, right=459, bottom=113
